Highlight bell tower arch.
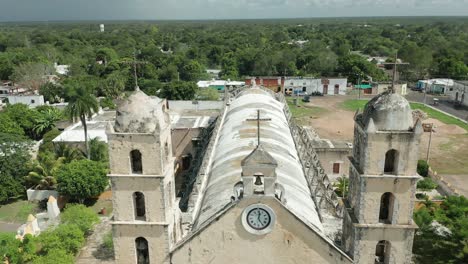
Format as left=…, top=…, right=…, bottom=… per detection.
left=342, top=91, right=423, bottom=264
left=107, top=89, right=178, bottom=264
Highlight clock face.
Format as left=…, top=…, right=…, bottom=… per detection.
left=247, top=208, right=271, bottom=230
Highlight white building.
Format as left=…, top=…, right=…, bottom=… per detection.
left=100, top=24, right=105, bottom=32
left=451, top=81, right=468, bottom=107
left=284, top=77, right=347, bottom=95
left=196, top=79, right=245, bottom=91
left=54, top=62, right=70, bottom=75
left=6, top=95, right=44, bottom=108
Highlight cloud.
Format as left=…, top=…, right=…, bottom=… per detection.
left=0, top=0, right=467, bottom=21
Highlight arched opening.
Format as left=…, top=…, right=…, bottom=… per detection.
left=455, top=92, right=459, bottom=102
left=130, top=150, right=143, bottom=174
left=133, top=192, right=146, bottom=221
left=462, top=94, right=465, bottom=103
left=379, top=192, right=395, bottom=223
left=384, top=149, right=398, bottom=174
left=375, top=240, right=391, bottom=264
left=135, top=237, right=150, bottom=264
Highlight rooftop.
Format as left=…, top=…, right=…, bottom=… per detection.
left=193, top=87, right=323, bottom=232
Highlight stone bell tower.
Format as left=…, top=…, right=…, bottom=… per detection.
left=342, top=91, right=423, bottom=264
left=107, top=89, right=177, bottom=264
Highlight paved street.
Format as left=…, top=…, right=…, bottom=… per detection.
left=406, top=91, right=468, bottom=121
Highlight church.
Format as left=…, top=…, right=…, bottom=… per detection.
left=106, top=85, right=422, bottom=264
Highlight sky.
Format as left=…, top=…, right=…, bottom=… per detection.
left=0, top=0, right=467, bottom=22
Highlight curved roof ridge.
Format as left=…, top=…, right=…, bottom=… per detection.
left=193, top=88, right=323, bottom=232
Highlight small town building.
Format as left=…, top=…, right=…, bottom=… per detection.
left=284, top=77, right=347, bottom=95
left=417, top=79, right=454, bottom=94
left=451, top=80, right=468, bottom=107
left=311, top=138, right=353, bottom=179
left=197, top=79, right=245, bottom=91
left=6, top=95, right=44, bottom=108
left=206, top=69, right=221, bottom=79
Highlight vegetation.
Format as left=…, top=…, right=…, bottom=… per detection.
left=61, top=204, right=100, bottom=234
left=287, top=97, right=328, bottom=119
left=417, top=178, right=439, bottom=191
left=196, top=88, right=220, bottom=101
left=413, top=196, right=468, bottom=263
left=56, top=159, right=108, bottom=203
left=0, top=140, right=32, bottom=203
left=333, top=177, right=349, bottom=198
left=0, top=200, right=37, bottom=223
left=64, top=81, right=99, bottom=159
left=0, top=204, right=98, bottom=263
left=417, top=160, right=430, bottom=177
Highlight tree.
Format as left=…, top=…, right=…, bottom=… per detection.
left=100, top=70, right=127, bottom=98
left=11, top=62, right=54, bottom=91
left=0, top=114, right=25, bottom=135
left=33, top=107, right=63, bottom=135
left=61, top=204, right=99, bottom=234
left=64, top=81, right=99, bottom=159
left=89, top=137, right=108, bottom=163
left=196, top=88, right=219, bottom=101
left=39, top=82, right=63, bottom=104
left=0, top=141, right=32, bottom=203
left=180, top=60, right=204, bottom=81
left=2, top=103, right=40, bottom=139
left=413, top=196, right=468, bottom=263
left=32, top=249, right=74, bottom=264
left=56, top=160, right=108, bottom=203
left=159, top=81, right=197, bottom=100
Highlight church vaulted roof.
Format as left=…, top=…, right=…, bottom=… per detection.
left=193, top=88, right=323, bottom=232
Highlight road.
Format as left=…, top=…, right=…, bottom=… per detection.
left=405, top=91, right=468, bottom=121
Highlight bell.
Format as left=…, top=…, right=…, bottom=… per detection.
left=254, top=175, right=263, bottom=186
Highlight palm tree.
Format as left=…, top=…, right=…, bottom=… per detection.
left=25, top=153, right=63, bottom=190
left=65, top=83, right=99, bottom=159
left=55, top=143, right=84, bottom=163
left=33, top=107, right=63, bottom=135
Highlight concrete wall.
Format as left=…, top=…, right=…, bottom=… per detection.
left=26, top=189, right=58, bottom=201
left=172, top=198, right=352, bottom=264
left=283, top=78, right=347, bottom=95
left=352, top=226, right=415, bottom=264
left=315, top=149, right=351, bottom=177
left=167, top=100, right=223, bottom=111
left=6, top=95, right=44, bottom=108
left=113, top=224, right=170, bottom=264
left=358, top=128, right=421, bottom=177
left=451, top=82, right=468, bottom=107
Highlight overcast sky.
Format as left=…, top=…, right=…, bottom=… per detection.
left=1, top=0, right=467, bottom=21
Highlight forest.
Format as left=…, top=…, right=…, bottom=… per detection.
left=0, top=17, right=467, bottom=102
left=0, top=17, right=468, bottom=264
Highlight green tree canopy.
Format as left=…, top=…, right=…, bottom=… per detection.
left=56, top=159, right=108, bottom=203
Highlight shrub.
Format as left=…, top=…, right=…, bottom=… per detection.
left=56, top=159, right=108, bottom=203
left=417, top=160, right=429, bottom=177
left=39, top=128, right=61, bottom=153
left=417, top=178, right=438, bottom=191
left=38, top=224, right=84, bottom=255
left=32, top=249, right=74, bottom=264
left=61, top=204, right=99, bottom=235
left=100, top=97, right=116, bottom=110
left=103, top=232, right=114, bottom=250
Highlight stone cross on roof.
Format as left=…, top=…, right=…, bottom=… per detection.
left=246, top=109, right=271, bottom=146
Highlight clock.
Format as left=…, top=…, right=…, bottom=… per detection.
left=247, top=207, right=271, bottom=230
left=242, top=204, right=276, bottom=235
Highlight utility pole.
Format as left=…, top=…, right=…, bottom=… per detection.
left=426, top=123, right=434, bottom=163
left=382, top=52, right=409, bottom=94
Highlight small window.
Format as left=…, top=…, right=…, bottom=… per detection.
left=375, top=240, right=391, bottom=264
left=333, top=163, right=340, bottom=174
left=302, top=87, right=307, bottom=92
left=31, top=99, right=35, bottom=104
left=384, top=149, right=398, bottom=174
left=379, top=192, right=395, bottom=223
left=135, top=237, right=150, bottom=264
left=133, top=192, right=146, bottom=221
left=131, top=150, right=143, bottom=174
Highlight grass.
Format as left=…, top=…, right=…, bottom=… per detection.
left=340, top=99, right=468, bottom=132
left=0, top=200, right=38, bottom=223
left=286, top=97, right=328, bottom=119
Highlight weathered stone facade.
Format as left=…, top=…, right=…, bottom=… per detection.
left=342, top=91, right=423, bottom=264
left=107, top=90, right=179, bottom=264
